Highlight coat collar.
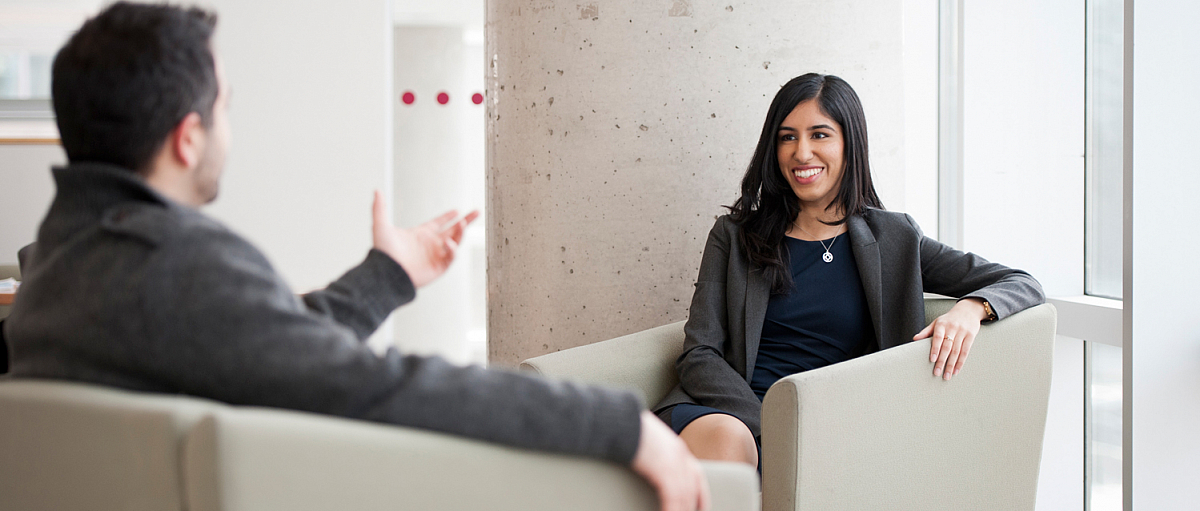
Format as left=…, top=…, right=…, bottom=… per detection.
left=847, top=214, right=884, bottom=350
left=38, top=162, right=177, bottom=253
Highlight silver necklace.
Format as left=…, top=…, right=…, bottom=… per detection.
left=795, top=225, right=840, bottom=263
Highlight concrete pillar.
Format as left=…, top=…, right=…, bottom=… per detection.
left=486, top=0, right=907, bottom=366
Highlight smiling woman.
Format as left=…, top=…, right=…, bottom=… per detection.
left=650, top=73, right=1046, bottom=469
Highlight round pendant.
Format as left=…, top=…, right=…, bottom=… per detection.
left=822, top=252, right=834, bottom=263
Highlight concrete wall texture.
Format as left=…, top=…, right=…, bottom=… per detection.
left=486, top=0, right=907, bottom=366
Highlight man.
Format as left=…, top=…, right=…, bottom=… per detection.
left=2, top=4, right=707, bottom=511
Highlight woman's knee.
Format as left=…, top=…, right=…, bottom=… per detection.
left=678, top=414, right=757, bottom=465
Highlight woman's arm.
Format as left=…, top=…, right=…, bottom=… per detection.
left=674, top=218, right=768, bottom=436
left=904, top=214, right=1046, bottom=380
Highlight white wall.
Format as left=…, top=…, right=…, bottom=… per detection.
left=1, top=0, right=395, bottom=341
left=1127, top=1, right=1200, bottom=508
left=203, top=0, right=393, bottom=299
left=0, top=144, right=60, bottom=265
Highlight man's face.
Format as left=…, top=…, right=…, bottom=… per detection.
left=193, top=52, right=230, bottom=205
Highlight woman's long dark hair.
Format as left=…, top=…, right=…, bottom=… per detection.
left=727, top=73, right=883, bottom=293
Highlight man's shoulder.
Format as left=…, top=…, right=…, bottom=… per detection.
left=98, top=202, right=263, bottom=263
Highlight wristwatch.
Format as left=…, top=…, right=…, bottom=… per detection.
left=982, top=300, right=998, bottom=322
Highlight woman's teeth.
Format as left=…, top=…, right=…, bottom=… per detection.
left=795, top=168, right=822, bottom=179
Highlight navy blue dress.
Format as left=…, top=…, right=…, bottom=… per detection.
left=669, top=235, right=873, bottom=436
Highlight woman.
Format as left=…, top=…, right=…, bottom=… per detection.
left=652, top=73, right=1045, bottom=467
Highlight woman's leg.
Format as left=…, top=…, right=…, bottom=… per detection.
left=677, top=413, right=758, bottom=467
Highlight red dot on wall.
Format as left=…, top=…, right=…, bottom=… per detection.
left=472, top=93, right=484, bottom=105
left=401, top=91, right=415, bottom=105
left=437, top=92, right=450, bottom=105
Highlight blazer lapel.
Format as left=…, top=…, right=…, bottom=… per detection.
left=848, top=216, right=884, bottom=349
left=743, top=264, right=770, bottom=378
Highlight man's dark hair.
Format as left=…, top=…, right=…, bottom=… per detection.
left=728, top=73, right=884, bottom=294
left=52, top=2, right=218, bottom=173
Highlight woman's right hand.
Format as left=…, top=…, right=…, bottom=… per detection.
left=913, top=298, right=989, bottom=381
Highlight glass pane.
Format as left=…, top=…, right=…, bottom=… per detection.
left=1084, top=0, right=1124, bottom=299
left=1087, top=341, right=1123, bottom=511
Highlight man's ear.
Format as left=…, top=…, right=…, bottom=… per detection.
left=168, top=112, right=207, bottom=170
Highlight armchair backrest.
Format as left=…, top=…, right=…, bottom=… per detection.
left=521, top=321, right=687, bottom=407
left=0, top=379, right=220, bottom=511
left=519, top=298, right=968, bottom=408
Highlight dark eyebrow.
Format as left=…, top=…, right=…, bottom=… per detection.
left=778, top=124, right=837, bottom=133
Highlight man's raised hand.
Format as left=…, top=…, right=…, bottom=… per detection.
left=371, top=190, right=479, bottom=288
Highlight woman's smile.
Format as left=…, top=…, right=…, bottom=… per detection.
left=791, top=165, right=824, bottom=184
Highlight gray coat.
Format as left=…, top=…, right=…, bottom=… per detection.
left=4, top=163, right=642, bottom=464
left=653, top=212, right=1046, bottom=437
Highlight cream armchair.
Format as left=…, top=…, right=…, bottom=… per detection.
left=0, top=379, right=760, bottom=511
left=521, top=298, right=1057, bottom=511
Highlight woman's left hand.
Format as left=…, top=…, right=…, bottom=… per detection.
left=913, top=298, right=989, bottom=381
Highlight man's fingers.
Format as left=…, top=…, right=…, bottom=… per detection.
left=443, top=218, right=468, bottom=244
left=372, top=190, right=388, bottom=228
left=421, top=210, right=459, bottom=231
left=659, top=482, right=683, bottom=511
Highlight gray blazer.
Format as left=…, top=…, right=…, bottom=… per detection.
left=5, top=163, right=643, bottom=464
left=653, top=211, right=1045, bottom=437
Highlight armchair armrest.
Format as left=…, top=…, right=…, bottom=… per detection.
left=520, top=321, right=686, bottom=408
left=760, top=303, right=1057, bottom=511
left=183, top=404, right=759, bottom=511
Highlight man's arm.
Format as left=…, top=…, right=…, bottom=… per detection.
left=144, top=225, right=645, bottom=463
left=297, top=191, right=476, bottom=341
left=300, top=249, right=415, bottom=341
left=165, top=195, right=708, bottom=510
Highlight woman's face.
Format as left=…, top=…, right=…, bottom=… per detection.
left=776, top=99, right=845, bottom=212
